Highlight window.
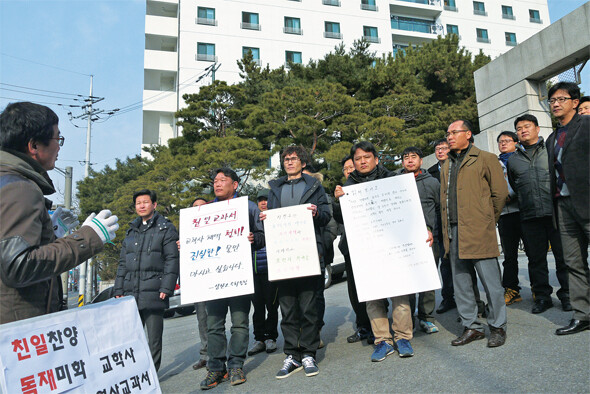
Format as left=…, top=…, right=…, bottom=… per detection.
left=529, top=9, right=542, bottom=23
left=284, top=17, right=302, bottom=34
left=242, top=47, right=260, bottom=65
left=391, top=16, right=435, bottom=34
left=473, top=1, right=487, bottom=16
left=476, top=28, right=490, bottom=43
left=393, top=44, right=409, bottom=57
left=502, top=5, right=514, bottom=20
left=197, top=7, right=216, bottom=25
left=363, top=26, right=379, bottom=43
left=444, top=0, right=457, bottom=11
left=241, top=12, right=260, bottom=30
left=322, top=0, right=341, bottom=6
left=324, top=22, right=342, bottom=39
left=447, top=24, right=459, bottom=36
left=285, top=51, right=302, bottom=67
left=361, top=0, right=378, bottom=11
left=505, top=32, right=517, bottom=46
left=196, top=43, right=216, bottom=62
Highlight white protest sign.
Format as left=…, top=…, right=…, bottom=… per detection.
left=0, top=297, right=159, bottom=394
left=179, top=196, right=254, bottom=303
left=265, top=204, right=321, bottom=281
left=340, top=173, right=441, bottom=302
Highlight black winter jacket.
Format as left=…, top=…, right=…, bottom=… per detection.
left=114, top=211, right=179, bottom=310
left=507, top=138, right=553, bottom=221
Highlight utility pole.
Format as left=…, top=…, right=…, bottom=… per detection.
left=54, top=166, right=73, bottom=308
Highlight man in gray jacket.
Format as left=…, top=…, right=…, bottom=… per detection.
left=507, top=114, right=569, bottom=314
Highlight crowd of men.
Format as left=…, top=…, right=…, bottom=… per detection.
left=0, top=82, right=588, bottom=390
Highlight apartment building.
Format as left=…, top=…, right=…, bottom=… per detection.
left=142, top=0, right=549, bottom=151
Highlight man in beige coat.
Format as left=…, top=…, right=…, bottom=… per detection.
left=440, top=120, right=508, bottom=348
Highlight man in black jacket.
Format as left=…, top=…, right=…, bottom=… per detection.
left=265, top=145, right=331, bottom=379
left=114, top=189, right=179, bottom=372
left=546, top=82, right=590, bottom=335
left=507, top=115, right=569, bottom=314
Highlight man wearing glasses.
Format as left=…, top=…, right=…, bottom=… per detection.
left=440, top=120, right=508, bottom=347
left=546, top=82, right=590, bottom=335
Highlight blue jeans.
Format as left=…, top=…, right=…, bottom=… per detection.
left=206, top=295, right=250, bottom=371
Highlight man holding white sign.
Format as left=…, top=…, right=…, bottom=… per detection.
left=264, top=146, right=330, bottom=379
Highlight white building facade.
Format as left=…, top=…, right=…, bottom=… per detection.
left=142, top=0, right=550, bottom=151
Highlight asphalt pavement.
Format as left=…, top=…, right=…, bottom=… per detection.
left=157, top=253, right=589, bottom=393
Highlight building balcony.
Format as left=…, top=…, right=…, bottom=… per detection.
left=142, top=89, right=177, bottom=112
left=284, top=26, right=302, bottom=35
left=477, top=37, right=491, bottom=43
left=361, top=4, right=378, bottom=11
left=473, top=9, right=488, bottom=16
left=195, top=54, right=217, bottom=62
left=390, top=0, right=442, bottom=19
left=145, top=15, right=178, bottom=37
left=241, top=22, right=261, bottom=30
left=505, top=40, right=517, bottom=46
left=391, top=23, right=442, bottom=43
left=322, top=0, right=341, bottom=6
left=444, top=5, right=457, bottom=11
left=363, top=36, right=381, bottom=43
left=144, top=50, right=177, bottom=72
left=324, top=31, right=343, bottom=39
left=530, top=17, right=542, bottom=23
left=502, top=13, right=515, bottom=20
left=196, top=17, right=217, bottom=26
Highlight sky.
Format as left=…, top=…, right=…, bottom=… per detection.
left=1, top=0, right=589, bottom=208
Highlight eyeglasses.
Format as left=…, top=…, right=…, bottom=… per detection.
left=51, top=136, right=65, bottom=146
left=498, top=139, right=515, bottom=145
left=283, top=157, right=300, bottom=163
left=435, top=146, right=449, bottom=152
left=547, top=97, right=572, bottom=105
left=445, top=130, right=469, bottom=138
left=342, top=166, right=355, bottom=173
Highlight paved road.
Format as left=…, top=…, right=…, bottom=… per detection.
left=157, top=254, right=589, bottom=393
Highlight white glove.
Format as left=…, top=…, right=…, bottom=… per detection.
left=50, top=206, right=80, bottom=238
left=82, top=209, right=119, bottom=244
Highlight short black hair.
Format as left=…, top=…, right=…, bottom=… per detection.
left=281, top=145, right=310, bottom=168
left=433, top=138, right=449, bottom=149
left=548, top=82, right=580, bottom=101
left=497, top=131, right=518, bottom=143
left=340, top=155, right=352, bottom=166
left=579, top=96, right=589, bottom=106
left=191, top=197, right=208, bottom=205
left=212, top=167, right=240, bottom=183
left=402, top=146, right=423, bottom=158
left=514, top=114, right=539, bottom=129
left=0, top=102, right=59, bottom=152
left=133, top=189, right=157, bottom=204
left=350, top=141, right=378, bottom=159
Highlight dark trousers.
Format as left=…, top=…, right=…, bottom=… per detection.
left=521, top=216, right=569, bottom=301
left=278, top=275, right=322, bottom=362
left=139, top=309, right=164, bottom=371
left=558, top=197, right=590, bottom=321
left=206, top=295, right=250, bottom=371
left=252, top=272, right=279, bottom=342
left=434, top=237, right=454, bottom=301
left=344, top=253, right=370, bottom=330
left=316, top=268, right=325, bottom=333
left=498, top=212, right=524, bottom=291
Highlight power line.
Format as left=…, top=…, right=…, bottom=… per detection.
left=0, top=82, right=86, bottom=98
left=0, top=87, right=86, bottom=102
left=1, top=53, right=91, bottom=76
left=0, top=96, right=80, bottom=107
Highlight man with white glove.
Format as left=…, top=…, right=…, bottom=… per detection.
left=51, top=206, right=80, bottom=238
left=0, top=102, right=118, bottom=324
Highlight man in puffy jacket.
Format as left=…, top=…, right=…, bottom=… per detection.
left=0, top=102, right=118, bottom=324
left=114, top=189, right=179, bottom=371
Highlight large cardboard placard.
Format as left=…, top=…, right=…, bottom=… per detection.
left=0, top=297, right=159, bottom=394
left=179, top=196, right=254, bottom=303
left=265, top=204, right=321, bottom=281
left=339, top=173, right=441, bottom=302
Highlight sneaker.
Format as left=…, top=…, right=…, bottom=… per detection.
left=247, top=340, right=266, bottom=356
left=276, top=355, right=302, bottom=379
left=371, top=341, right=395, bottom=362
left=229, top=368, right=246, bottom=386
left=419, top=320, right=439, bottom=334
left=504, top=288, right=522, bottom=305
left=265, top=339, right=277, bottom=353
left=301, top=356, right=319, bottom=377
left=347, top=328, right=370, bottom=343
left=200, top=370, right=228, bottom=390
left=395, top=339, right=414, bottom=358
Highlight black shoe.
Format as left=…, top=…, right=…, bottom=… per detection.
left=347, top=328, right=370, bottom=343
left=366, top=332, right=375, bottom=345
left=555, top=319, right=590, bottom=335
left=200, top=370, right=228, bottom=390
left=560, top=298, right=573, bottom=312
left=487, top=327, right=506, bottom=348
left=532, top=299, right=553, bottom=314
left=436, top=299, right=457, bottom=314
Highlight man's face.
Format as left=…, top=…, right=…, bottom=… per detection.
left=446, top=121, right=472, bottom=151
left=213, top=172, right=238, bottom=201
left=283, top=153, right=305, bottom=177
left=497, top=135, right=517, bottom=153
left=434, top=142, right=449, bottom=162
left=578, top=101, right=590, bottom=115
left=402, top=152, right=422, bottom=173
left=515, top=120, right=540, bottom=145
left=353, top=149, right=378, bottom=174
left=342, top=159, right=354, bottom=179
left=550, top=89, right=579, bottom=121
left=34, top=125, right=61, bottom=171
left=135, top=194, right=157, bottom=221
left=192, top=199, right=207, bottom=207
left=257, top=198, right=268, bottom=211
